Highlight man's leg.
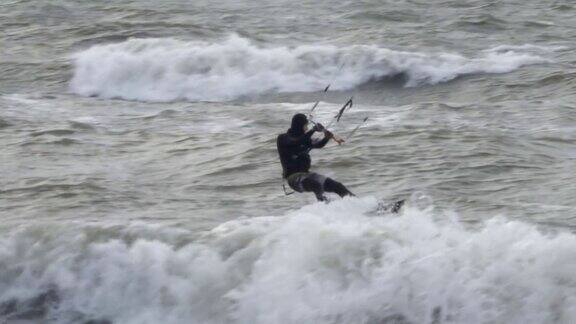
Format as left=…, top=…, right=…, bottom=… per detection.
left=324, top=177, right=354, bottom=198
left=287, top=172, right=326, bottom=201
left=301, top=175, right=327, bottom=201
left=301, top=173, right=354, bottom=201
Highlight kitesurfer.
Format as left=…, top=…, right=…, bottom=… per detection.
left=277, top=113, right=354, bottom=201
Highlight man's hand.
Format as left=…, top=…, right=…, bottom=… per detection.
left=313, top=123, right=325, bottom=132
left=332, top=136, right=345, bottom=145
left=325, top=130, right=345, bottom=145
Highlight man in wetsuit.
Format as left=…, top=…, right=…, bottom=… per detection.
left=277, top=113, right=354, bottom=201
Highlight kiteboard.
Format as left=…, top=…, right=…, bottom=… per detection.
left=371, top=199, right=405, bottom=216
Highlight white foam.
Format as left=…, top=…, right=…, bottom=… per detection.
left=69, top=35, right=550, bottom=102
left=486, top=44, right=568, bottom=53
left=2, top=198, right=576, bottom=323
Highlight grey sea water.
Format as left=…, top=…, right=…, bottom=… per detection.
left=2, top=0, right=576, bottom=323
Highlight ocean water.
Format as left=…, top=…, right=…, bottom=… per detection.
left=2, top=0, right=576, bottom=323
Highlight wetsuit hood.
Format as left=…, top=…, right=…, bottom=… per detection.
left=288, top=113, right=308, bottom=136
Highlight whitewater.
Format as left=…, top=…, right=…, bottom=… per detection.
left=3, top=198, right=576, bottom=324
left=3, top=0, right=576, bottom=323
left=70, top=35, right=549, bottom=102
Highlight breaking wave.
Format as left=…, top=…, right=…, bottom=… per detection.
left=70, top=35, right=550, bottom=102
left=2, top=198, right=576, bottom=323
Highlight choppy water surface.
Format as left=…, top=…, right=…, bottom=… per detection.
left=2, top=0, right=576, bottom=323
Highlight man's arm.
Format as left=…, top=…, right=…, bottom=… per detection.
left=279, top=129, right=316, bottom=147
left=312, top=131, right=331, bottom=149
left=311, top=127, right=344, bottom=148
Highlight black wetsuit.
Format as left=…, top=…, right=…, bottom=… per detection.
left=277, top=113, right=354, bottom=201
left=277, top=129, right=329, bottom=178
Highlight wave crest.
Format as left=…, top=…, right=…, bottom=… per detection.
left=70, top=35, right=549, bottom=102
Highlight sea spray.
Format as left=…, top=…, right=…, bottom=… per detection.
left=70, top=35, right=550, bottom=102
left=1, top=197, right=576, bottom=323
